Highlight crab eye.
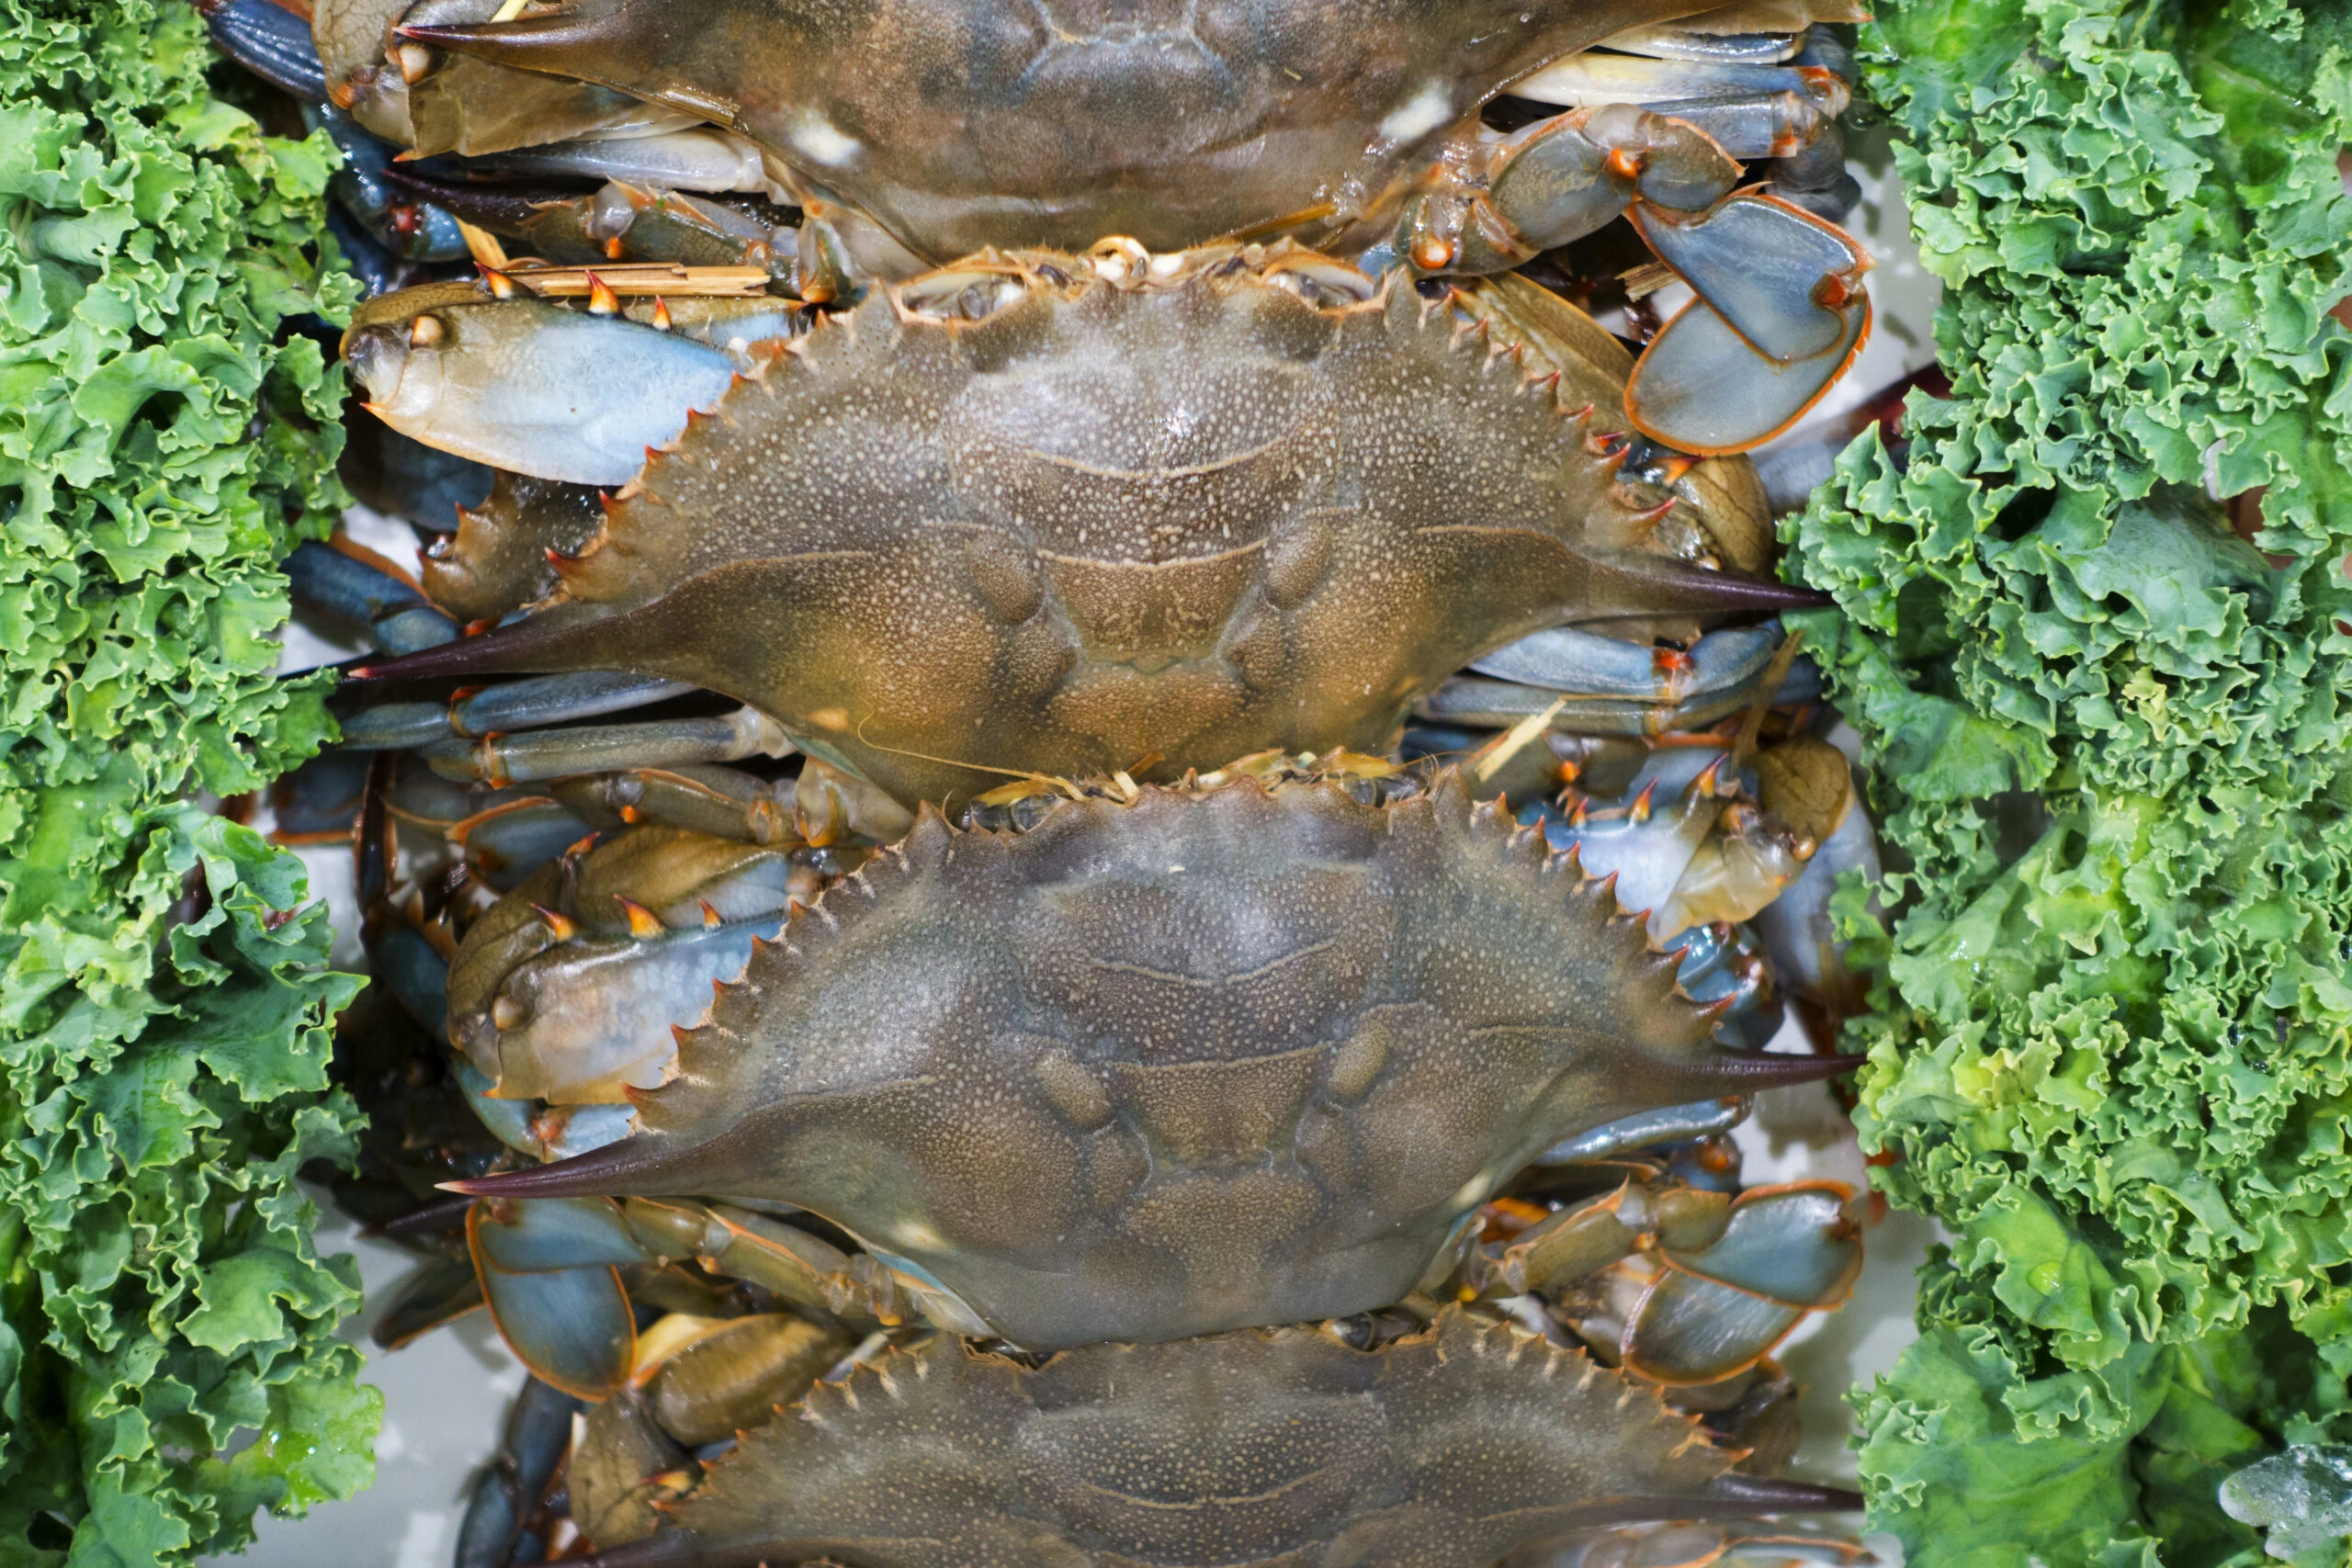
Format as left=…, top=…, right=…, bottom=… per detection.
left=1262, top=257, right=1378, bottom=310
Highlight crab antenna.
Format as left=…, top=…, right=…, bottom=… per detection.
left=1695, top=1046, right=1860, bottom=1089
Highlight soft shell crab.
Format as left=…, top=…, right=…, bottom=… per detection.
left=462, top=1304, right=1865, bottom=1568
left=322, top=759, right=1872, bottom=1566
left=339, top=244, right=1826, bottom=809
left=211, top=0, right=1875, bottom=453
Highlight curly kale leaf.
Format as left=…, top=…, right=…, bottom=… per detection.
left=0, top=2, right=375, bottom=1562
left=1786, top=0, right=2352, bottom=1562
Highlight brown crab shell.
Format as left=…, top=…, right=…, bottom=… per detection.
left=360, top=254, right=1807, bottom=810
left=612, top=1306, right=1807, bottom=1568
left=454, top=771, right=1843, bottom=1351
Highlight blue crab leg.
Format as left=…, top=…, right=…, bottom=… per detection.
left=1413, top=650, right=1823, bottom=735
left=1469, top=108, right=1871, bottom=453
left=285, top=539, right=458, bottom=656
left=370, top=1258, right=485, bottom=1351
left=1754, top=773, right=1876, bottom=1005
left=455, top=1376, right=582, bottom=1568
left=1532, top=1097, right=1747, bottom=1165
left=200, top=0, right=327, bottom=101
left=469, top=1197, right=641, bottom=1400
left=1587, top=21, right=1812, bottom=63
left=317, top=106, right=472, bottom=264
left=334, top=671, right=700, bottom=751
left=416, top=705, right=796, bottom=786
left=1633, top=194, right=1868, bottom=367
left=385, top=169, right=795, bottom=281
left=1471, top=622, right=1781, bottom=704
left=1504, top=56, right=1848, bottom=162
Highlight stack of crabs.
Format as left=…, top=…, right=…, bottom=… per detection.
left=209, top=2, right=1891, bottom=1563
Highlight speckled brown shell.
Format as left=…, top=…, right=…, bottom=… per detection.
left=655, top=1306, right=1734, bottom=1568
left=408, top=255, right=1784, bottom=808
left=485, top=772, right=1747, bottom=1350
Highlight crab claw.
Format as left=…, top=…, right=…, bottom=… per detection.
left=467, top=1197, right=643, bottom=1400
left=1625, top=194, right=1872, bottom=454
left=199, top=0, right=327, bottom=101
left=344, top=291, right=741, bottom=486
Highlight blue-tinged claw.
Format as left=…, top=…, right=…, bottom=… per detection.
left=1633, top=192, right=1870, bottom=365
left=199, top=0, right=327, bottom=101
left=1625, top=283, right=1870, bottom=456
left=1532, top=1096, right=1747, bottom=1165
left=473, top=1195, right=653, bottom=1273
left=1659, top=1181, right=1860, bottom=1306
left=456, top=1377, right=582, bottom=1568
left=371, top=1258, right=486, bottom=1350
left=285, top=539, right=460, bottom=656
left=469, top=1200, right=641, bottom=1398
left=344, top=292, right=741, bottom=486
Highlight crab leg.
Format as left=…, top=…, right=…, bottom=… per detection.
left=1532, top=1097, right=1747, bottom=1165
left=455, top=1376, right=582, bottom=1568
left=335, top=671, right=701, bottom=751
left=416, top=705, right=795, bottom=786
left=370, top=1258, right=486, bottom=1351
left=443, top=128, right=781, bottom=198
left=1505, top=55, right=1848, bottom=163
left=317, top=106, right=473, bottom=264
left=199, top=0, right=328, bottom=102
left=1616, top=1182, right=1863, bottom=1385
left=1471, top=623, right=1782, bottom=705
left=285, top=539, right=458, bottom=655
left=384, top=170, right=794, bottom=281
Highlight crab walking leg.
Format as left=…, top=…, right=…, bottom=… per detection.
left=462, top=1192, right=947, bottom=1394
left=335, top=671, right=703, bottom=751
left=1532, top=1096, right=1747, bottom=1165
left=199, top=0, right=328, bottom=102
left=285, top=540, right=459, bottom=655
left=1414, top=652, right=1824, bottom=734
left=383, top=169, right=795, bottom=280
left=1471, top=623, right=1783, bottom=705
left=443, top=128, right=785, bottom=198
left=1448, top=105, right=1870, bottom=451
left=416, top=705, right=795, bottom=787
left=1504, top=55, right=1849, bottom=162
left=453, top=1375, right=581, bottom=1568
left=343, top=293, right=745, bottom=486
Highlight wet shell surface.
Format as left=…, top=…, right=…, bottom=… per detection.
left=466, top=771, right=1813, bottom=1350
